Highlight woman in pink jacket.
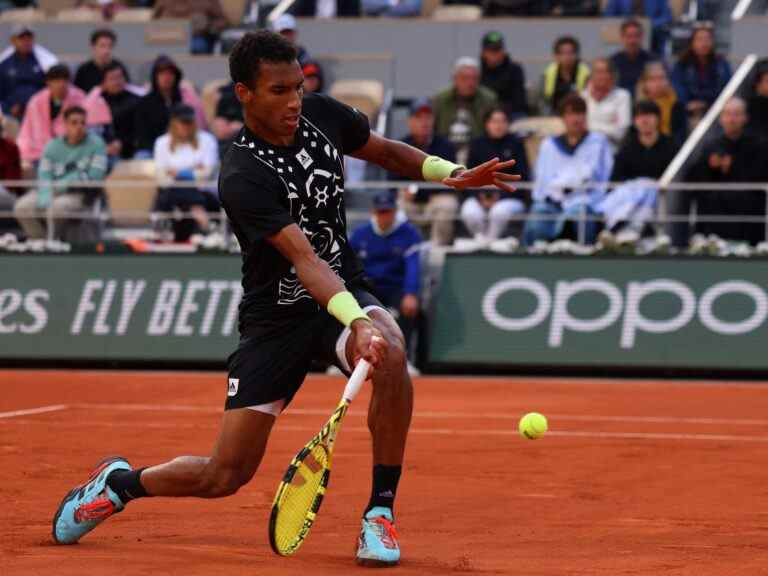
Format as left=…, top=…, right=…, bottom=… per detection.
left=17, top=64, right=85, bottom=166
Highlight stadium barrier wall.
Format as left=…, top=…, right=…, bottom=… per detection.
left=429, top=253, right=768, bottom=371
left=0, top=255, right=240, bottom=362
left=4, top=252, right=768, bottom=371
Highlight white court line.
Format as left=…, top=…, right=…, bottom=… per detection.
left=23, top=418, right=768, bottom=443
left=0, top=404, right=68, bottom=419
left=73, top=403, right=768, bottom=427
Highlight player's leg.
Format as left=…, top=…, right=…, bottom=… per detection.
left=132, top=407, right=275, bottom=498
left=52, top=407, right=276, bottom=544
left=333, top=301, right=412, bottom=566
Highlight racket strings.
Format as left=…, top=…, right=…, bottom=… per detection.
left=273, top=444, right=330, bottom=551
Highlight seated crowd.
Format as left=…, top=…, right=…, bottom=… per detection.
left=0, top=7, right=765, bottom=248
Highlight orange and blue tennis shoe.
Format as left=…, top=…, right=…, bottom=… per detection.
left=52, top=456, right=131, bottom=544
left=356, top=506, right=400, bottom=566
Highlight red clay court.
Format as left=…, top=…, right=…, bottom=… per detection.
left=2, top=370, right=768, bottom=575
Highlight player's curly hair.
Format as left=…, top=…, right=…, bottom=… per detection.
left=229, top=30, right=298, bottom=88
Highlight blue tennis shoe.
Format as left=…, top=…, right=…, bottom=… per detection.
left=356, top=506, right=400, bottom=566
left=52, top=456, right=131, bottom=544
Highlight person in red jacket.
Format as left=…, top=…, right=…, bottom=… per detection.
left=0, top=114, right=22, bottom=216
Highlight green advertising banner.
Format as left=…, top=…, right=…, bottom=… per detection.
left=430, top=254, right=768, bottom=370
left=0, top=255, right=242, bottom=361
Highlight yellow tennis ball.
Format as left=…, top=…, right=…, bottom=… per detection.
left=519, top=412, right=548, bottom=440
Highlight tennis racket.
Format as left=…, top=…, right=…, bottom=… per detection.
left=269, top=358, right=370, bottom=556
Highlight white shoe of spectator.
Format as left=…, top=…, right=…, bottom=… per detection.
left=407, top=362, right=421, bottom=377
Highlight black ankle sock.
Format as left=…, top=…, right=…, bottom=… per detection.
left=106, top=468, right=149, bottom=504
left=365, top=464, right=402, bottom=514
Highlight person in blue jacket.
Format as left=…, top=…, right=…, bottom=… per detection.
left=350, top=191, right=422, bottom=358
left=604, top=0, right=672, bottom=54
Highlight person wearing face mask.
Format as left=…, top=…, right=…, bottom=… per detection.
left=432, top=57, right=498, bottom=165
left=17, top=64, right=85, bottom=167
left=461, top=107, right=529, bottom=241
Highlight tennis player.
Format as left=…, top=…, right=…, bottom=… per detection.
left=52, top=31, right=517, bottom=565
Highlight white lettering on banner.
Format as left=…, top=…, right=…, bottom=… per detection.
left=20, top=290, right=49, bottom=334
left=147, top=281, right=182, bottom=335
left=482, top=278, right=551, bottom=331
left=174, top=280, right=206, bottom=336
left=0, top=289, right=22, bottom=334
left=0, top=289, right=50, bottom=334
left=71, top=280, right=103, bottom=334
left=481, top=277, right=768, bottom=348
left=93, top=280, right=117, bottom=335
left=548, top=279, right=623, bottom=347
left=221, top=282, right=242, bottom=336
left=621, top=280, right=696, bottom=348
left=200, top=281, right=228, bottom=336
left=698, top=281, right=768, bottom=335
left=116, top=281, right=146, bottom=335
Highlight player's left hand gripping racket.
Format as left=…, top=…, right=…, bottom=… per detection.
left=269, top=359, right=370, bottom=556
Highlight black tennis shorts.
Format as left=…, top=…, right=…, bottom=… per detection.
left=224, top=287, right=383, bottom=411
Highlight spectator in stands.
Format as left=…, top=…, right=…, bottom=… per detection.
left=362, top=0, right=420, bottom=16
left=539, top=36, right=590, bottom=115
left=609, top=19, right=657, bottom=97
left=134, top=56, right=206, bottom=158
left=637, top=61, right=687, bottom=144
left=153, top=104, right=219, bottom=241
left=74, top=29, right=131, bottom=95
left=747, top=68, right=768, bottom=140
left=392, top=97, right=458, bottom=246
left=17, top=65, right=86, bottom=167
left=523, top=94, right=613, bottom=245
left=0, top=112, right=22, bottom=216
left=582, top=58, right=632, bottom=150
left=0, top=25, right=58, bottom=120
left=83, top=62, right=142, bottom=161
left=549, top=0, right=599, bottom=15
left=349, top=191, right=421, bottom=369
left=479, top=31, right=527, bottom=120
left=302, top=60, right=324, bottom=93
left=153, top=0, right=228, bottom=54
left=432, top=57, right=497, bottom=164
left=211, top=83, right=242, bottom=156
left=671, top=25, right=732, bottom=123
left=682, top=97, right=766, bottom=245
left=272, top=14, right=311, bottom=65
left=14, top=106, right=107, bottom=240
left=461, top=107, right=529, bottom=240
left=604, top=0, right=672, bottom=54
left=598, top=101, right=677, bottom=233
left=290, top=0, right=361, bottom=17
left=612, top=101, right=676, bottom=181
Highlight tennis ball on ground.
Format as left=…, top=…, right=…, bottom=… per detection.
left=519, top=412, right=548, bottom=440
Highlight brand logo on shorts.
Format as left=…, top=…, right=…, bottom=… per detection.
left=227, top=378, right=239, bottom=397
left=295, top=148, right=313, bottom=170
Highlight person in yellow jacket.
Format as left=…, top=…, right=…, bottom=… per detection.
left=539, top=36, right=590, bottom=115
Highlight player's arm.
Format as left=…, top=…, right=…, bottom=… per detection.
left=351, top=132, right=521, bottom=192
left=267, top=223, right=386, bottom=366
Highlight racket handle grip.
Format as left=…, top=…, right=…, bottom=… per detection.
left=342, top=359, right=370, bottom=403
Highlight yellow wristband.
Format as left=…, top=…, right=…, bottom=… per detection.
left=327, top=291, right=370, bottom=327
left=422, top=156, right=464, bottom=182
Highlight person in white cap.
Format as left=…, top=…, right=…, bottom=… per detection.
left=0, top=25, right=58, bottom=119
left=272, top=14, right=310, bottom=65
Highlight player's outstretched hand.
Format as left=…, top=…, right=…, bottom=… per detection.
left=350, top=319, right=387, bottom=376
left=443, top=157, right=520, bottom=193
